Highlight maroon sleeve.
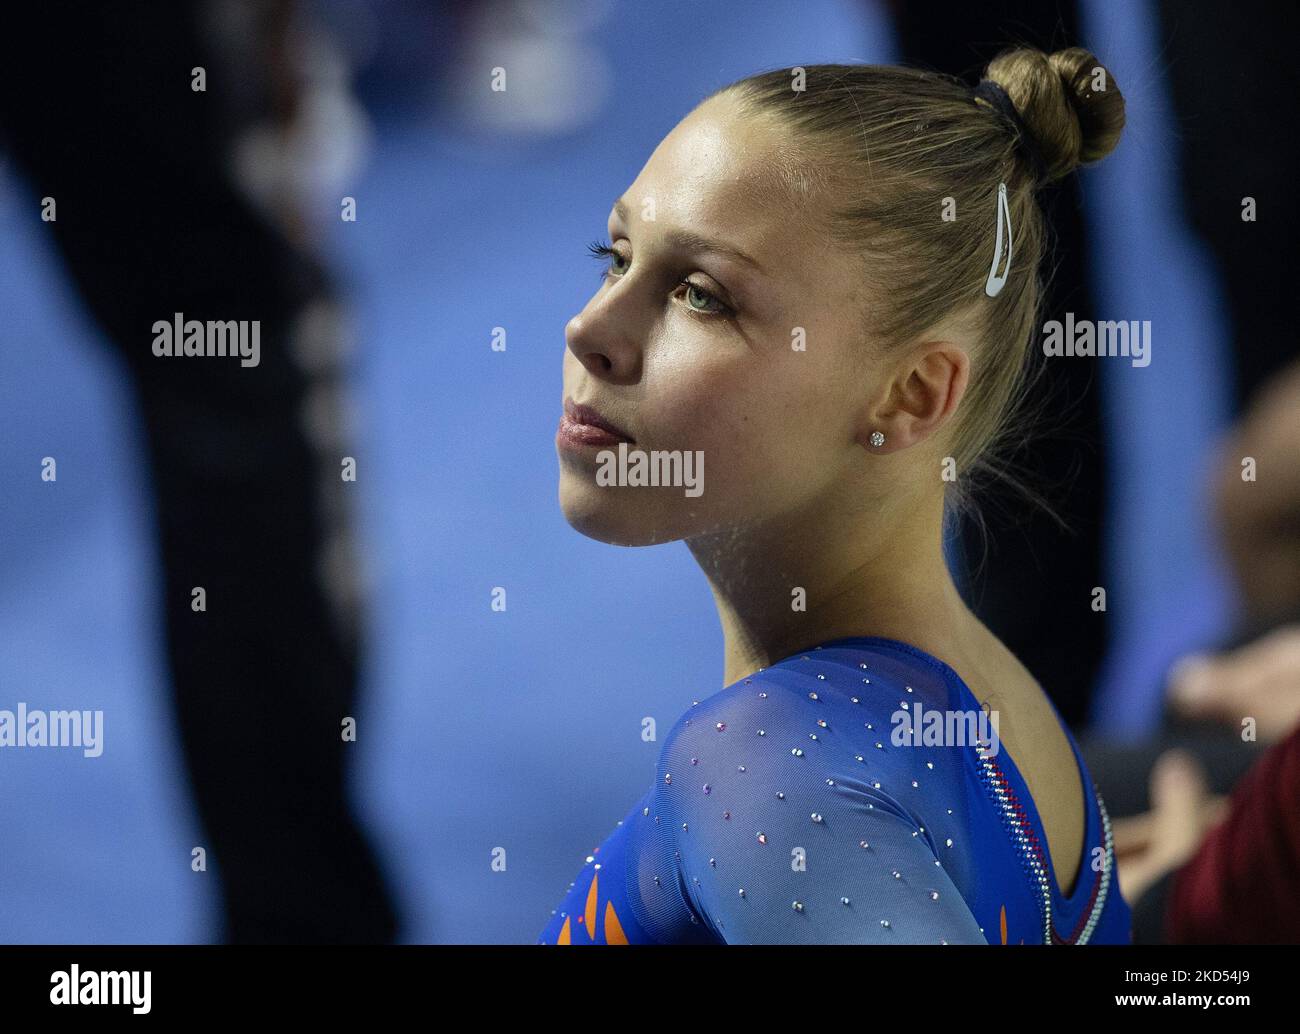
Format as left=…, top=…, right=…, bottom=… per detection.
left=1165, top=725, right=1300, bottom=943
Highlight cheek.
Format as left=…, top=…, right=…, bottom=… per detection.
left=651, top=348, right=752, bottom=449
left=651, top=350, right=832, bottom=506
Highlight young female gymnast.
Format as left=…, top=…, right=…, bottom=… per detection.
left=543, top=46, right=1131, bottom=944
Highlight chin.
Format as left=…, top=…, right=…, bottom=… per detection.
left=556, top=470, right=692, bottom=547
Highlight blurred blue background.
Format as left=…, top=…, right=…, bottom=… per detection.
left=0, top=0, right=1238, bottom=942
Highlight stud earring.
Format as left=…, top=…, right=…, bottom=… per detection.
left=869, top=431, right=885, bottom=448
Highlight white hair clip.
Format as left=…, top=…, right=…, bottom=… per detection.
left=984, top=181, right=1013, bottom=298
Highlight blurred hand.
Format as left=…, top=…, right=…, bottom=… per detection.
left=1111, top=749, right=1229, bottom=904
left=1167, top=623, right=1300, bottom=744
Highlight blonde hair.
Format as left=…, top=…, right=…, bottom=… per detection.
left=715, top=47, right=1126, bottom=517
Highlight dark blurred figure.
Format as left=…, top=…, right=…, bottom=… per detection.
left=1162, top=702, right=1300, bottom=943
left=0, top=2, right=399, bottom=942
left=1111, top=624, right=1300, bottom=943
left=1070, top=1, right=1299, bottom=942
left=1112, top=357, right=1300, bottom=943
left=885, top=0, right=1109, bottom=730
left=1157, top=0, right=1298, bottom=414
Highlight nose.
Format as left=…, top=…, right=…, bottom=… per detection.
left=564, top=287, right=643, bottom=384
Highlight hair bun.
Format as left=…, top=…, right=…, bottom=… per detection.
left=984, top=46, right=1125, bottom=182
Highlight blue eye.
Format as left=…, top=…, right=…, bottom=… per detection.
left=680, top=280, right=728, bottom=315
left=585, top=239, right=734, bottom=318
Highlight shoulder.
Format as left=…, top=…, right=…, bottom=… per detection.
left=657, top=674, right=807, bottom=752
left=651, top=670, right=839, bottom=794
left=653, top=640, right=965, bottom=780
left=647, top=643, right=983, bottom=874
left=643, top=662, right=985, bottom=943
left=648, top=655, right=936, bottom=845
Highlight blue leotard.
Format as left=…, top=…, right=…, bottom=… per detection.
left=539, top=636, right=1131, bottom=944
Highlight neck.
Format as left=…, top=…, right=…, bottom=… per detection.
left=687, top=486, right=979, bottom=687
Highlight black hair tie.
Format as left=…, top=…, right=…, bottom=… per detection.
left=973, top=79, right=1047, bottom=183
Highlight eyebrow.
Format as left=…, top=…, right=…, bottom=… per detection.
left=611, top=197, right=765, bottom=273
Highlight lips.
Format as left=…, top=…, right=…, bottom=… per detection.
left=560, top=397, right=635, bottom=445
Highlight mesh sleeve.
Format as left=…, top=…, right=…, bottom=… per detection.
left=650, top=679, right=988, bottom=944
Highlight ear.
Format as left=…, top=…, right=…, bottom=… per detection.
left=856, top=341, right=970, bottom=453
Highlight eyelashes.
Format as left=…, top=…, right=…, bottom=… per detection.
left=587, top=239, right=624, bottom=278
left=586, top=238, right=733, bottom=318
